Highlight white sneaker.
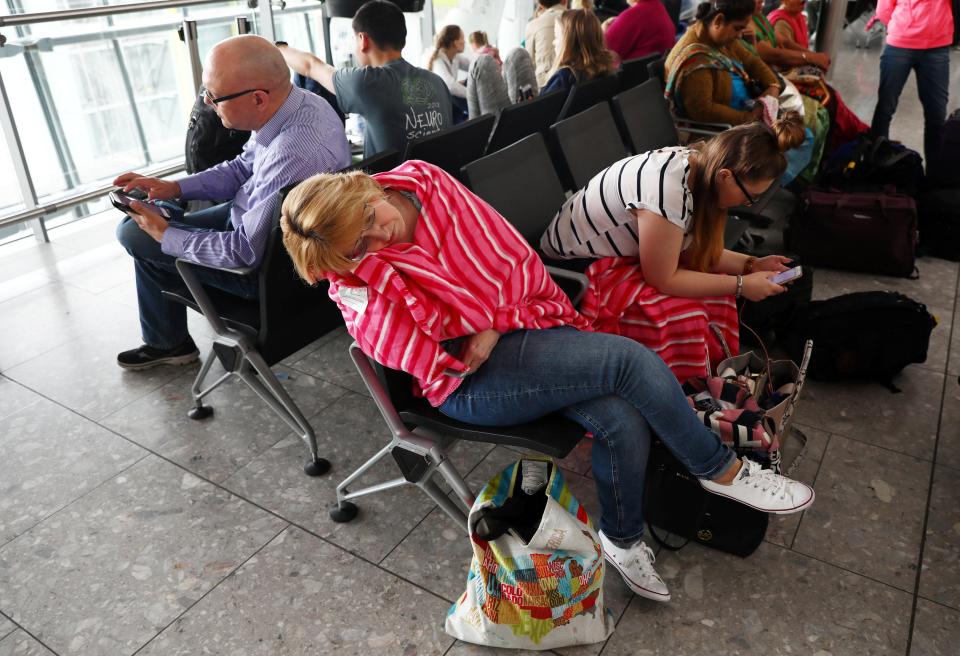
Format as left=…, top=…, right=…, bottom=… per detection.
left=598, top=531, right=671, bottom=602
left=700, top=458, right=815, bottom=514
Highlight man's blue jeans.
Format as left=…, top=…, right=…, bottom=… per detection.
left=439, top=327, right=736, bottom=547
left=871, top=45, right=950, bottom=165
left=115, top=202, right=258, bottom=350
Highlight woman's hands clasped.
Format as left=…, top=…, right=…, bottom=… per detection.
left=459, top=329, right=501, bottom=373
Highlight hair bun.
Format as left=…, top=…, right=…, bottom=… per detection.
left=772, top=111, right=805, bottom=152
left=694, top=1, right=713, bottom=20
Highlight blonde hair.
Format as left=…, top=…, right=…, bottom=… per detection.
left=468, top=30, right=489, bottom=47
left=553, top=10, right=618, bottom=81
left=281, top=171, right=385, bottom=278
left=685, top=112, right=805, bottom=272
left=428, top=24, right=463, bottom=71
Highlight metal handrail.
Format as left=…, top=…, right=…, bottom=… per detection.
left=0, top=0, right=239, bottom=28
left=0, top=160, right=185, bottom=230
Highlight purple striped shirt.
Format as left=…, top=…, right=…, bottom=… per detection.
left=161, top=86, right=350, bottom=268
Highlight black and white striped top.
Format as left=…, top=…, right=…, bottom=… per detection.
left=540, top=147, right=694, bottom=259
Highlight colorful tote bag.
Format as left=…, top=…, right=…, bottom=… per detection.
left=445, top=459, right=614, bottom=650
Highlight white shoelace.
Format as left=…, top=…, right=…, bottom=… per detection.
left=740, top=459, right=790, bottom=499
left=622, top=542, right=658, bottom=578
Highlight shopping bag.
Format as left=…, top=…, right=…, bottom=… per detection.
left=445, top=458, right=614, bottom=650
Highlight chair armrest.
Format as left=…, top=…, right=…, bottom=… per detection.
left=546, top=265, right=589, bottom=307
left=675, top=119, right=733, bottom=139
left=174, top=258, right=255, bottom=334
left=175, top=258, right=255, bottom=277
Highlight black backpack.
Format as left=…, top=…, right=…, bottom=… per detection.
left=822, top=134, right=924, bottom=197
left=184, top=89, right=250, bottom=174
left=738, top=261, right=814, bottom=345
left=785, top=291, right=937, bottom=391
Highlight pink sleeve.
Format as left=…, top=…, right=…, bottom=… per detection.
left=875, top=0, right=895, bottom=24
left=604, top=14, right=633, bottom=57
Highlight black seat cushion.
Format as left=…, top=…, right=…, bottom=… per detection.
left=399, top=399, right=584, bottom=459
left=162, top=287, right=260, bottom=337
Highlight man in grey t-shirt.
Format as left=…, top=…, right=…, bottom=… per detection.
left=280, top=0, right=451, bottom=159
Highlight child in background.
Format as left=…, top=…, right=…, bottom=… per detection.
left=469, top=30, right=502, bottom=68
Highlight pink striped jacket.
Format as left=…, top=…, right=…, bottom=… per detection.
left=325, top=161, right=589, bottom=407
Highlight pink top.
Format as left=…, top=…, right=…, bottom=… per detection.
left=605, top=0, right=676, bottom=61
left=478, top=45, right=502, bottom=67
left=876, top=0, right=954, bottom=50
left=766, top=8, right=809, bottom=49
left=326, top=161, right=589, bottom=407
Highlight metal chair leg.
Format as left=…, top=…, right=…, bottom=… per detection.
left=187, top=347, right=218, bottom=420
left=239, top=349, right=330, bottom=476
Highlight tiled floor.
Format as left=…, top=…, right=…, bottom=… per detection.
left=0, top=37, right=958, bottom=656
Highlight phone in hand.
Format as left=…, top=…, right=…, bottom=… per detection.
left=109, top=191, right=171, bottom=218
left=771, top=266, right=803, bottom=286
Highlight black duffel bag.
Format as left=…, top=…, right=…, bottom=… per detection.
left=785, top=291, right=937, bottom=391
left=918, top=188, right=960, bottom=261
left=738, top=260, right=814, bottom=345
left=788, top=186, right=918, bottom=277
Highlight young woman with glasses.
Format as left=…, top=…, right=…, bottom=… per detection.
left=279, top=158, right=814, bottom=604
left=540, top=114, right=805, bottom=381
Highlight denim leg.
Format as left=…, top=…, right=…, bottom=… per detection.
left=914, top=46, right=950, bottom=166
left=115, top=202, right=234, bottom=349
left=439, top=327, right=736, bottom=544
left=563, top=395, right=651, bottom=545
left=871, top=45, right=916, bottom=138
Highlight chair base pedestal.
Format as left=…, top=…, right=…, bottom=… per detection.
left=304, top=458, right=331, bottom=477
left=187, top=404, right=214, bottom=420
left=329, top=501, right=358, bottom=523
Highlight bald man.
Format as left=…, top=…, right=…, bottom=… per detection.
left=113, top=35, right=350, bottom=370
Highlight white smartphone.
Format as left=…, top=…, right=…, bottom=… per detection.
left=771, top=266, right=803, bottom=285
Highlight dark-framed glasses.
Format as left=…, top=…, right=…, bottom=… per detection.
left=204, top=88, right=269, bottom=105
left=730, top=171, right=757, bottom=207
left=348, top=203, right=378, bottom=262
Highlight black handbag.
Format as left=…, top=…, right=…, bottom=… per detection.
left=644, top=439, right=768, bottom=557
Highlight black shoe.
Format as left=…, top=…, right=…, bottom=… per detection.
left=117, top=338, right=199, bottom=371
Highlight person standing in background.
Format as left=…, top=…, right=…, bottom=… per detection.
left=869, top=0, right=954, bottom=167
left=526, top=0, right=569, bottom=87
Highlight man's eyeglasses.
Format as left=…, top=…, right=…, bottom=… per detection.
left=730, top=171, right=757, bottom=206
left=349, top=203, right=378, bottom=262
left=204, top=88, right=269, bottom=105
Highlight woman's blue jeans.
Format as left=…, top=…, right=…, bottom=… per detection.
left=439, top=327, right=736, bottom=547
left=871, top=45, right=950, bottom=166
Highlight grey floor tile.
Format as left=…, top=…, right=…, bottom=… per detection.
left=0, top=283, right=132, bottom=370
left=447, top=641, right=561, bottom=655
left=919, top=304, right=953, bottom=374
left=0, top=397, right=146, bottom=545
left=949, top=300, right=959, bottom=376
left=811, top=257, right=959, bottom=310
left=222, top=391, right=493, bottom=563
left=937, top=380, right=960, bottom=472
left=0, top=630, right=55, bottom=656
left=280, top=325, right=344, bottom=367
left=54, top=244, right=133, bottom=295
left=765, top=425, right=830, bottom=549
left=0, top=241, right=73, bottom=284
left=0, top=274, right=52, bottom=306
left=0, top=456, right=286, bottom=656
left=911, top=598, right=960, bottom=656
left=4, top=321, right=192, bottom=422
left=602, top=542, right=912, bottom=656
left=919, top=465, right=960, bottom=610
left=793, top=434, right=930, bottom=592
left=101, top=365, right=346, bottom=483
left=0, top=616, right=14, bottom=641
left=287, top=328, right=368, bottom=395
left=797, top=366, right=944, bottom=460
left=0, top=377, right=42, bottom=423
left=136, top=526, right=454, bottom=656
